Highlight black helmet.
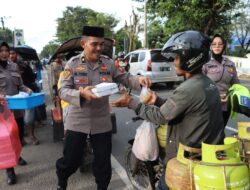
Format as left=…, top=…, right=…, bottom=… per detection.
left=162, top=30, right=210, bottom=73
left=117, top=51, right=125, bottom=59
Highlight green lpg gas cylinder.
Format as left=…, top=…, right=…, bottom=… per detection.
left=193, top=141, right=250, bottom=190
left=156, top=124, right=168, bottom=148
left=166, top=143, right=201, bottom=190
left=238, top=122, right=250, bottom=139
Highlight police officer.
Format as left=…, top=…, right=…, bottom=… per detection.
left=0, top=41, right=32, bottom=185
left=51, top=53, right=65, bottom=96
left=55, top=26, right=151, bottom=190
left=111, top=30, right=225, bottom=190
left=203, top=34, right=240, bottom=126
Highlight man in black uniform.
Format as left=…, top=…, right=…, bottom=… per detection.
left=112, top=30, right=225, bottom=190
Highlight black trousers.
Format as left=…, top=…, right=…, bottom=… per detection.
left=15, top=117, right=25, bottom=141
left=56, top=130, right=112, bottom=189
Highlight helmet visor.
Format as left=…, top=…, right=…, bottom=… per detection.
left=161, top=52, right=178, bottom=62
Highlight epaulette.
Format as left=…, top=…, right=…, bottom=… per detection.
left=70, top=54, right=81, bottom=62
left=100, top=54, right=111, bottom=60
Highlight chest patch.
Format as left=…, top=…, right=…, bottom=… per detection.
left=75, top=65, right=88, bottom=72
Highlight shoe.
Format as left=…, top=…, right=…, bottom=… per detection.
left=31, top=136, right=40, bottom=145
left=18, top=157, right=27, bottom=166
left=6, top=169, right=16, bottom=185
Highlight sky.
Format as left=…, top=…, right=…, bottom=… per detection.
left=0, top=0, right=142, bottom=53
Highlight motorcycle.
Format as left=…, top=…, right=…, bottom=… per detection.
left=124, top=117, right=167, bottom=190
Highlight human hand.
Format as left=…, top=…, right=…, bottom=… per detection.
left=138, top=76, right=152, bottom=88
left=27, top=88, right=33, bottom=95
left=145, top=91, right=157, bottom=105
left=220, top=94, right=228, bottom=103
left=0, top=94, right=5, bottom=105
left=110, top=91, right=131, bottom=107
left=79, top=86, right=100, bottom=101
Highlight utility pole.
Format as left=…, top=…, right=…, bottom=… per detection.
left=143, top=0, right=148, bottom=48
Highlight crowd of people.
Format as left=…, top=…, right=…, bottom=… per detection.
left=0, top=25, right=240, bottom=190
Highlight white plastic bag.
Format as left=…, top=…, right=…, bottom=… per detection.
left=139, top=87, right=152, bottom=103
left=132, top=120, right=159, bottom=161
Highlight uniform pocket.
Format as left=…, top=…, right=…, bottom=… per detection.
left=10, top=72, right=21, bottom=85
left=206, top=65, right=223, bottom=82
left=0, top=74, right=6, bottom=87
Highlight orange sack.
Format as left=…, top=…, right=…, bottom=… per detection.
left=0, top=101, right=21, bottom=169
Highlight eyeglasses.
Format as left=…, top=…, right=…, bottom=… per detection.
left=211, top=43, right=224, bottom=48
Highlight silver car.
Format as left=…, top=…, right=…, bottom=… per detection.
left=124, top=49, right=183, bottom=86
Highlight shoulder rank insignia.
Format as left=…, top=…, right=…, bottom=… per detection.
left=62, top=70, right=71, bottom=79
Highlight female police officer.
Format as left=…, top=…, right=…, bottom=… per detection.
left=112, top=30, right=225, bottom=190
left=0, top=41, right=32, bottom=185
left=203, top=34, right=240, bottom=126
left=55, top=26, right=151, bottom=190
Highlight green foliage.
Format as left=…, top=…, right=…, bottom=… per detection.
left=115, top=28, right=128, bottom=54
left=0, top=28, right=13, bottom=44
left=147, top=20, right=165, bottom=48
left=39, top=40, right=60, bottom=59
left=115, top=28, right=142, bottom=54
left=134, top=0, right=240, bottom=47
left=146, top=0, right=239, bottom=35
left=56, top=6, right=118, bottom=43
left=228, top=47, right=249, bottom=57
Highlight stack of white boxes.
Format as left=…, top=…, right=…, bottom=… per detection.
left=92, top=82, right=119, bottom=97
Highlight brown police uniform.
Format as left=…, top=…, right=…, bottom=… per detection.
left=58, top=53, right=141, bottom=134
left=56, top=52, right=141, bottom=189
left=203, top=57, right=240, bottom=111
left=0, top=61, right=30, bottom=118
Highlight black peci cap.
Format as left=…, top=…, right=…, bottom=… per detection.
left=82, top=26, right=104, bottom=37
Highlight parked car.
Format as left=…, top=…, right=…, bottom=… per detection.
left=124, top=49, right=183, bottom=86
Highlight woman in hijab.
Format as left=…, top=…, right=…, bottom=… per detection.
left=0, top=41, right=32, bottom=185
left=203, top=34, right=240, bottom=126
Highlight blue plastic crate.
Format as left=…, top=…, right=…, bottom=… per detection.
left=6, top=92, right=45, bottom=110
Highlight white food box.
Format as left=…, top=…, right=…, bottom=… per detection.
left=92, top=82, right=119, bottom=97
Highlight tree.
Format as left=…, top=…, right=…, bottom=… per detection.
left=231, top=0, right=250, bottom=56
left=0, top=28, right=13, bottom=44
left=115, top=27, right=142, bottom=54
left=134, top=0, right=240, bottom=46
left=148, top=0, right=239, bottom=34
left=124, top=10, right=142, bottom=52
left=56, top=6, right=119, bottom=43
left=40, top=40, right=60, bottom=59
left=147, top=20, right=165, bottom=48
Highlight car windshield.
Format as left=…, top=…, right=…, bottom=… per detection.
left=150, top=50, right=167, bottom=62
